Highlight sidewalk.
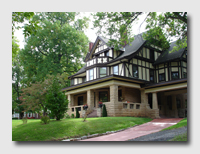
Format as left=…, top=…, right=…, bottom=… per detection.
left=81, top=118, right=183, bottom=141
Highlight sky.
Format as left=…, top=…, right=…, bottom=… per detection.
left=14, top=12, right=147, bottom=49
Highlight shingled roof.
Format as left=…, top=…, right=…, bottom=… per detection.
left=154, top=41, right=186, bottom=65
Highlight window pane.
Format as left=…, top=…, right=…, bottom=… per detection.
left=172, top=72, right=179, bottom=80
left=100, top=67, right=106, bottom=77
left=133, top=65, right=138, bottom=77
left=159, top=74, right=165, bottom=81
left=113, top=66, right=118, bottom=75
left=89, top=69, right=93, bottom=80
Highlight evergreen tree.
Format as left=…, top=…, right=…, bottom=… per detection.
left=102, top=104, right=107, bottom=117
left=76, top=108, right=80, bottom=118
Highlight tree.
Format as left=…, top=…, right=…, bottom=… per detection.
left=19, top=73, right=68, bottom=116
left=12, top=54, right=25, bottom=118
left=46, top=77, right=69, bottom=120
left=102, top=104, right=107, bottom=117
left=19, top=12, right=89, bottom=86
left=92, top=12, right=187, bottom=52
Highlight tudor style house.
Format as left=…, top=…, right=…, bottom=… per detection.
left=62, top=33, right=187, bottom=119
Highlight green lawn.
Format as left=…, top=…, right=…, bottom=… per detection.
left=162, top=118, right=187, bottom=131
left=169, top=133, right=187, bottom=141
left=12, top=117, right=152, bottom=141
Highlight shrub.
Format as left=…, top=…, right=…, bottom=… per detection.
left=102, top=104, right=107, bottom=117
left=12, top=117, right=18, bottom=120
left=40, top=116, right=50, bottom=124
left=75, top=108, right=80, bottom=118
left=22, top=117, right=27, bottom=124
left=65, top=113, right=70, bottom=119
left=71, top=114, right=74, bottom=118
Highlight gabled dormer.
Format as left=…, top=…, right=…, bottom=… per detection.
left=84, top=36, right=124, bottom=68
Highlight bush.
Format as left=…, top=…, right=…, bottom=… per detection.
left=12, top=117, right=18, bottom=120
left=22, top=117, right=27, bottom=124
left=40, top=116, right=50, bottom=124
left=75, top=108, right=80, bottom=118
left=71, top=114, right=74, bottom=118
left=102, top=104, right=107, bottom=117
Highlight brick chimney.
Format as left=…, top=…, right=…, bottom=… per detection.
left=89, top=42, right=94, bottom=52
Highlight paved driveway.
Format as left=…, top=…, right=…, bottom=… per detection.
left=81, top=118, right=183, bottom=141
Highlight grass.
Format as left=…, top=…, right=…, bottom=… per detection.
left=162, top=118, right=187, bottom=131
left=169, top=133, right=187, bottom=141
left=12, top=117, right=152, bottom=141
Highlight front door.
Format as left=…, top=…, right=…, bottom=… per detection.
left=78, top=96, right=83, bottom=106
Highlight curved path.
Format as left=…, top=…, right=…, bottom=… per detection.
left=81, top=118, right=183, bottom=141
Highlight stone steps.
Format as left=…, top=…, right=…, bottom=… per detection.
left=87, top=110, right=97, bottom=118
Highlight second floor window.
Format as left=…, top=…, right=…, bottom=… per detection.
left=159, top=73, right=165, bottom=82
left=100, top=67, right=107, bottom=78
left=150, top=70, right=154, bottom=82
left=133, top=65, right=138, bottom=78
left=71, top=79, right=74, bottom=86
left=113, top=65, right=118, bottom=75
left=171, top=72, right=179, bottom=80
left=89, top=69, right=93, bottom=80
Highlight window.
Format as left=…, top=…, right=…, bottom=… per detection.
left=159, top=73, right=165, bottom=82
left=150, top=49, right=154, bottom=61
left=105, top=51, right=109, bottom=57
left=118, top=89, right=122, bottom=101
left=132, top=65, right=138, bottom=78
left=171, top=72, right=179, bottom=80
left=83, top=77, right=86, bottom=82
left=113, top=65, right=118, bottom=75
left=71, top=79, right=74, bottom=86
left=99, top=91, right=108, bottom=102
left=183, top=72, right=187, bottom=78
left=150, top=70, right=154, bottom=82
left=89, top=69, right=93, bottom=80
left=100, top=67, right=107, bottom=78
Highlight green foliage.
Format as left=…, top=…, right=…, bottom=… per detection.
left=92, top=12, right=187, bottom=52
left=45, top=77, right=69, bottom=120
left=40, top=116, right=50, bottom=124
left=19, top=12, right=89, bottom=86
left=75, top=108, right=80, bottom=118
left=102, top=104, right=107, bottom=117
left=71, top=114, right=75, bottom=118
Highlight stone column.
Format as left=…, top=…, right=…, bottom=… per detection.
left=67, top=94, right=74, bottom=107
left=172, top=95, right=178, bottom=118
left=152, top=92, right=158, bottom=109
left=140, top=89, right=148, bottom=117
left=152, top=92, right=160, bottom=119
left=95, top=90, right=99, bottom=108
left=110, top=84, right=118, bottom=116
left=87, top=90, right=94, bottom=110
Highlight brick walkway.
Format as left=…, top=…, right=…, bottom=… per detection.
left=81, top=118, right=183, bottom=141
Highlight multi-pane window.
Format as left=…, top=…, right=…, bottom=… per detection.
left=89, top=69, right=93, bottom=80
left=171, top=72, right=179, bottom=80
left=159, top=73, right=165, bottom=82
left=132, top=65, right=138, bottom=78
left=113, top=65, right=118, bottom=75
left=100, top=67, right=107, bottom=78
left=150, top=70, right=154, bottom=82
left=183, top=72, right=187, bottom=78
